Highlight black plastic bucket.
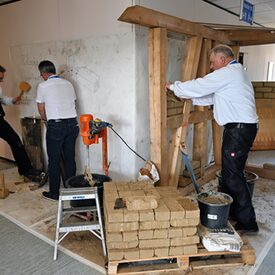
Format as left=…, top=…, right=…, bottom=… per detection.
left=65, top=174, right=111, bottom=207
left=197, top=191, right=233, bottom=229
left=216, top=170, right=258, bottom=197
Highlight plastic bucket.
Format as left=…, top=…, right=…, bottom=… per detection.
left=216, top=170, right=258, bottom=197
left=65, top=174, right=111, bottom=207
left=197, top=191, right=233, bottom=229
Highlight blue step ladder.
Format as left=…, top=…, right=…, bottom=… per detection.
left=53, top=187, right=106, bottom=260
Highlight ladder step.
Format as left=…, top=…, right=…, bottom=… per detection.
left=63, top=206, right=97, bottom=213
left=60, top=187, right=98, bottom=196
left=60, top=221, right=101, bottom=232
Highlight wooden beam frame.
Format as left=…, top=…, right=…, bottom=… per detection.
left=118, top=5, right=275, bottom=188
left=148, top=27, right=168, bottom=185
left=118, top=5, right=233, bottom=44
left=168, top=36, right=203, bottom=187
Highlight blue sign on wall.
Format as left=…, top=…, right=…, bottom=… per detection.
left=240, top=0, right=254, bottom=25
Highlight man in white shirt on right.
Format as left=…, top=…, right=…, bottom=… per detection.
left=166, top=44, right=259, bottom=233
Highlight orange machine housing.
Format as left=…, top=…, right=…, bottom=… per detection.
left=80, top=114, right=109, bottom=176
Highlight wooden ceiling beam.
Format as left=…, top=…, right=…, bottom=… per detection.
left=118, top=5, right=233, bottom=45
left=225, top=30, right=275, bottom=46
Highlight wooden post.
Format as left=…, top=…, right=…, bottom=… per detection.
left=148, top=27, right=168, bottom=185
left=168, top=36, right=203, bottom=187
left=193, top=39, right=212, bottom=176
left=212, top=120, right=222, bottom=166
left=0, top=173, right=9, bottom=199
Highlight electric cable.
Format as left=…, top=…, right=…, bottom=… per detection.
left=108, top=126, right=147, bottom=162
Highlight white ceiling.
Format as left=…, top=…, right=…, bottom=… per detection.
left=203, top=0, right=275, bottom=28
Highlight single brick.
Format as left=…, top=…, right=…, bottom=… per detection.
left=169, top=246, right=184, bottom=256
left=139, top=239, right=170, bottom=248
left=184, top=244, right=198, bottom=255
left=163, top=198, right=185, bottom=220
left=170, top=235, right=200, bottom=246
left=123, top=231, right=138, bottom=242
left=168, top=227, right=183, bottom=238
left=140, top=248, right=154, bottom=259
left=154, top=247, right=169, bottom=257
left=107, top=241, right=138, bottom=250
left=123, top=209, right=139, bottom=222
left=255, top=92, right=264, bottom=98
left=177, top=198, right=200, bottom=218
left=140, top=220, right=170, bottom=230
left=119, top=191, right=133, bottom=198
left=107, top=222, right=139, bottom=232
left=108, top=249, right=124, bottom=261
left=153, top=229, right=168, bottom=239
left=106, top=232, right=123, bottom=243
left=154, top=200, right=170, bottom=221
left=144, top=189, right=161, bottom=199
left=170, top=217, right=200, bottom=227
left=124, top=248, right=140, bottom=260
left=139, top=230, right=154, bottom=240
left=264, top=93, right=275, bottom=99
left=139, top=209, right=155, bottom=221
left=254, top=87, right=273, bottom=92
left=105, top=202, right=124, bottom=223
left=115, top=182, right=130, bottom=191
left=156, top=187, right=182, bottom=198
left=126, top=196, right=158, bottom=211
left=130, top=190, right=146, bottom=196
left=252, top=81, right=264, bottom=87
left=182, top=227, right=197, bottom=236
left=264, top=82, right=275, bottom=87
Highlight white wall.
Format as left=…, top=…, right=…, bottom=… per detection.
left=0, top=0, right=264, bottom=180
left=240, top=45, right=275, bottom=81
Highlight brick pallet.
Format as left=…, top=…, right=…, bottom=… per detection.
left=104, top=182, right=255, bottom=274
left=107, top=243, right=255, bottom=274
left=104, top=182, right=200, bottom=261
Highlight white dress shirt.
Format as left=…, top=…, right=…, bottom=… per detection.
left=170, top=62, right=258, bottom=126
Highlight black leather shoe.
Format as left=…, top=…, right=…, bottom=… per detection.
left=42, top=191, right=58, bottom=201
left=234, top=222, right=259, bottom=234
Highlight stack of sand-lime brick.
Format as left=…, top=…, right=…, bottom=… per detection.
left=104, top=181, right=200, bottom=261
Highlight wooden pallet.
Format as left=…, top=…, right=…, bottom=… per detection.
left=107, top=244, right=255, bottom=274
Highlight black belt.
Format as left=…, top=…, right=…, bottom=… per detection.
left=48, top=117, right=76, bottom=123
left=224, top=123, right=258, bottom=129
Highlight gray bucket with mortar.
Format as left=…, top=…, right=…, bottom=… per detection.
left=216, top=170, right=258, bottom=197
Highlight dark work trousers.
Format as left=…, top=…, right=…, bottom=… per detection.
left=0, top=117, right=32, bottom=175
left=46, top=118, right=79, bottom=197
left=221, top=123, right=258, bottom=226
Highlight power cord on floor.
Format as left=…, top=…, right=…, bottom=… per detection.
left=108, top=126, right=147, bottom=162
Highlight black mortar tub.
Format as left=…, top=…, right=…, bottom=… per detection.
left=64, top=174, right=111, bottom=208
left=197, top=191, right=233, bottom=229
left=216, top=170, right=258, bottom=197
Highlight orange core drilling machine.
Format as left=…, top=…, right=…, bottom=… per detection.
left=79, top=114, right=112, bottom=176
